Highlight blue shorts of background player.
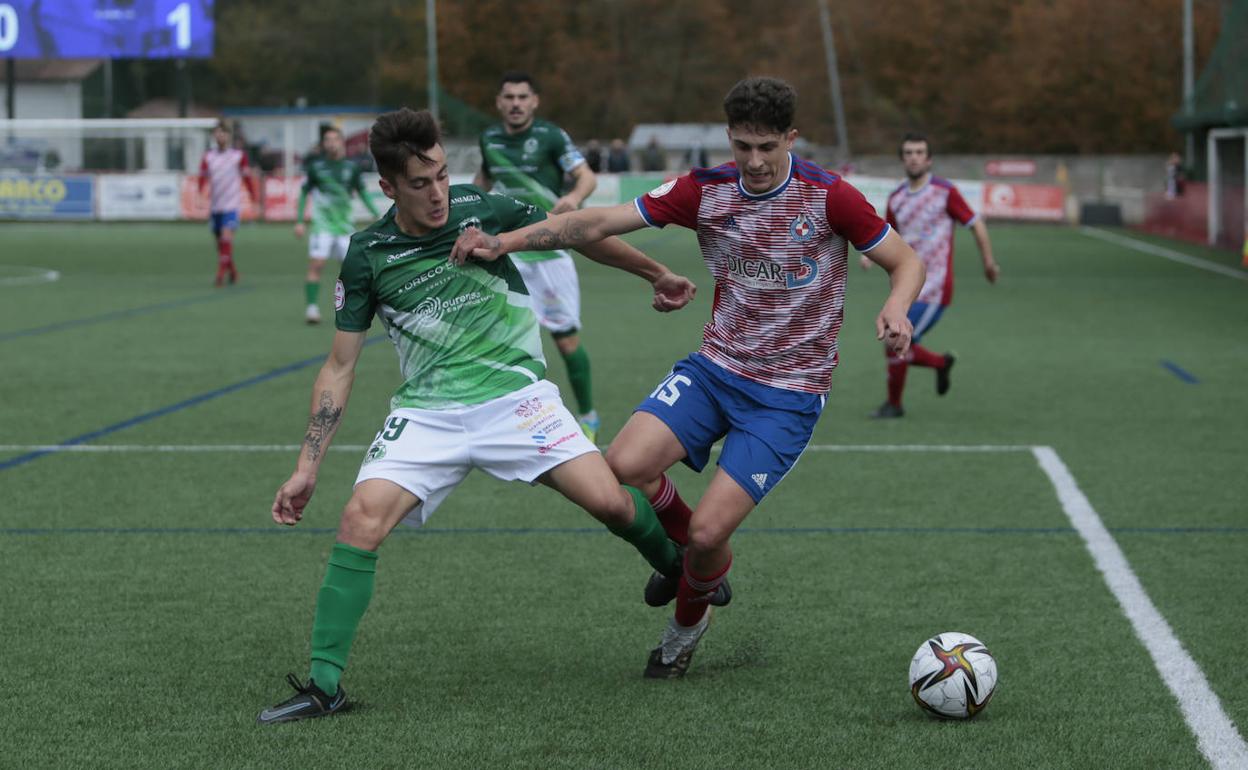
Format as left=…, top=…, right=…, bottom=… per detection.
left=908, top=301, right=945, bottom=344
left=636, top=353, right=825, bottom=504
left=210, top=210, right=241, bottom=238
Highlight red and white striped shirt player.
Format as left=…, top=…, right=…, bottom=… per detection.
left=198, top=121, right=257, bottom=286
left=862, top=133, right=998, bottom=419
left=450, top=77, right=925, bottom=680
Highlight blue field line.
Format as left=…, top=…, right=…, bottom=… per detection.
left=0, top=289, right=253, bottom=343
left=2, top=524, right=1245, bottom=537
left=0, top=337, right=384, bottom=473
left=1161, top=360, right=1200, bottom=384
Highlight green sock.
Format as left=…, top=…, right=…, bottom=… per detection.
left=610, top=487, right=680, bottom=576
left=560, top=344, right=593, bottom=415
left=305, top=281, right=319, bottom=305
left=308, top=543, right=378, bottom=695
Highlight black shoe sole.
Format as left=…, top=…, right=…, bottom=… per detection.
left=644, top=572, right=733, bottom=608
left=937, top=354, right=956, bottom=396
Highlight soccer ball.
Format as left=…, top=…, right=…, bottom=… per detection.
left=908, top=632, right=997, bottom=719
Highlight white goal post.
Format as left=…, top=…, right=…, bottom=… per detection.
left=0, top=117, right=219, bottom=174
left=1206, top=127, right=1248, bottom=250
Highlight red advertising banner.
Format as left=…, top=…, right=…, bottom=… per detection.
left=179, top=175, right=261, bottom=220
left=985, top=159, right=1037, bottom=177
left=178, top=175, right=305, bottom=221
left=982, top=183, right=1065, bottom=221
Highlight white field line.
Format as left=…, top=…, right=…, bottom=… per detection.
left=0, top=267, right=61, bottom=287
left=0, top=443, right=1034, bottom=455
left=1080, top=227, right=1248, bottom=281
left=1032, top=446, right=1248, bottom=769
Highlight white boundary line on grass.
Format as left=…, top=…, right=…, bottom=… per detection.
left=4, top=441, right=1244, bottom=764
left=0, top=267, right=61, bottom=287
left=1080, top=226, right=1248, bottom=281
left=1032, top=446, right=1248, bottom=770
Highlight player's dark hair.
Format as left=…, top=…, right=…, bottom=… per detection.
left=369, top=108, right=441, bottom=181
left=320, top=123, right=342, bottom=140
left=723, top=77, right=796, bottom=134
left=899, top=132, right=931, bottom=159
left=214, top=119, right=231, bottom=134
left=499, top=70, right=539, bottom=94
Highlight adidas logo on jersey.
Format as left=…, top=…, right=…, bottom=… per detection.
left=751, top=473, right=768, bottom=490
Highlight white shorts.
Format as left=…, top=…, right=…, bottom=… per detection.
left=354, top=379, right=597, bottom=526
left=511, top=252, right=581, bottom=333
left=309, top=232, right=351, bottom=261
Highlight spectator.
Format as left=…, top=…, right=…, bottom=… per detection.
left=641, top=136, right=666, bottom=172
left=684, top=141, right=709, bottom=169
left=584, top=139, right=603, bottom=173
left=1165, top=152, right=1185, bottom=199
left=607, top=138, right=631, bottom=172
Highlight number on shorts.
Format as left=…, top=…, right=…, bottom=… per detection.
left=650, top=374, right=692, bottom=407
left=381, top=417, right=409, bottom=441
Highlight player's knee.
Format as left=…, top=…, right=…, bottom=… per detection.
left=605, top=444, right=655, bottom=489
left=687, top=520, right=731, bottom=555
left=586, top=486, right=633, bottom=529
left=338, top=497, right=388, bottom=549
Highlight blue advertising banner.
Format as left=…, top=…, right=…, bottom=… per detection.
left=0, top=174, right=94, bottom=219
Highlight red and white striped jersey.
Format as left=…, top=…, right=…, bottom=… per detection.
left=199, top=147, right=250, bottom=213
left=886, top=177, right=976, bottom=306
left=635, top=154, right=889, bottom=394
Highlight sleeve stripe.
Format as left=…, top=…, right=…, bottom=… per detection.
left=855, top=223, right=891, bottom=252
left=634, top=197, right=661, bottom=228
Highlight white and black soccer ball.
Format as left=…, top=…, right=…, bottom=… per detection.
left=908, top=632, right=997, bottom=719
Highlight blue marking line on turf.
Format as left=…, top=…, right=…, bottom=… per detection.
left=0, top=289, right=254, bottom=343
left=0, top=337, right=385, bottom=473
left=1160, top=360, right=1199, bottom=384
left=3, top=525, right=1246, bottom=537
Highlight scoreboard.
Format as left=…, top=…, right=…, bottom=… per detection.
left=0, top=1, right=214, bottom=59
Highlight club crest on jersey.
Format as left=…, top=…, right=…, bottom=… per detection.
left=648, top=180, right=677, bottom=198
left=334, top=279, right=345, bottom=310
left=457, top=216, right=483, bottom=234
left=523, top=138, right=539, bottom=155
left=790, top=213, right=814, bottom=242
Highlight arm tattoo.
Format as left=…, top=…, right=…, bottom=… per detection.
left=522, top=217, right=592, bottom=251
left=303, top=390, right=343, bottom=462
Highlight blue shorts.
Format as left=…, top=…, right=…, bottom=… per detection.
left=210, top=210, right=240, bottom=237
left=636, top=353, right=825, bottom=504
left=908, top=301, right=946, bottom=344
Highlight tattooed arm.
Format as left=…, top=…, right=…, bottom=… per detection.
left=272, top=331, right=366, bottom=526
left=449, top=202, right=647, bottom=266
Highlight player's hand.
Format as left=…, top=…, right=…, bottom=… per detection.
left=293, top=223, right=306, bottom=240
left=551, top=195, right=580, bottom=215
left=876, top=305, right=913, bottom=356
left=272, top=471, right=317, bottom=526
left=450, top=227, right=505, bottom=266
left=651, top=272, right=696, bottom=312
left=984, top=260, right=1000, bottom=284
left=859, top=255, right=873, bottom=271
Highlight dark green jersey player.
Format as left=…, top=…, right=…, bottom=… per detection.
left=258, top=107, right=699, bottom=724
left=475, top=71, right=601, bottom=442
left=295, top=126, right=382, bottom=325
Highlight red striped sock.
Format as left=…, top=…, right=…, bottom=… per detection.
left=649, top=474, right=692, bottom=546
left=886, top=352, right=908, bottom=408
left=910, top=344, right=945, bottom=369
left=674, top=552, right=731, bottom=627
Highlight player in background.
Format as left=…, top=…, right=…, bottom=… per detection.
left=475, top=71, right=601, bottom=442
left=198, top=120, right=257, bottom=286
left=860, top=133, right=999, bottom=418
left=258, top=108, right=701, bottom=724
left=453, top=78, right=925, bottom=679
left=294, top=126, right=381, bottom=324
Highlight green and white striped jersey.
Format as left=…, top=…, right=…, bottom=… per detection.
left=335, top=185, right=547, bottom=410
left=299, top=156, right=378, bottom=236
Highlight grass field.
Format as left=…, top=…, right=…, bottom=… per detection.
left=2, top=219, right=1246, bottom=768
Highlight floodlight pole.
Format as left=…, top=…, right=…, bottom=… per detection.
left=817, top=0, right=850, bottom=165
left=427, top=0, right=439, bottom=123
left=5, top=58, right=14, bottom=121
left=1182, top=0, right=1194, bottom=164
